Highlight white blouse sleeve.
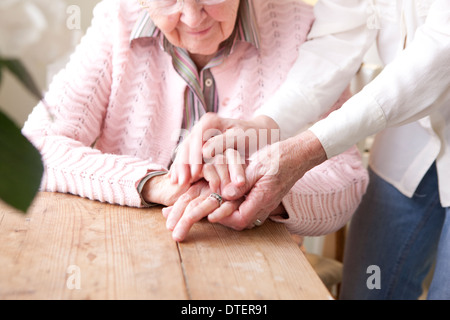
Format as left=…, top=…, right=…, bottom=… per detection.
left=254, top=0, right=377, bottom=140
left=310, top=0, right=450, bottom=158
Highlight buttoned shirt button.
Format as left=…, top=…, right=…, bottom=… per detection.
left=205, top=78, right=213, bottom=87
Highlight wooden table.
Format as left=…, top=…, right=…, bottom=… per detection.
left=0, top=192, right=332, bottom=300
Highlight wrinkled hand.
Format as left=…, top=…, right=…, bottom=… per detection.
left=140, top=172, right=191, bottom=207
left=215, top=130, right=328, bottom=230
left=203, top=148, right=246, bottom=194
left=164, top=118, right=329, bottom=241
left=169, top=113, right=280, bottom=188
left=161, top=130, right=327, bottom=241
left=163, top=179, right=243, bottom=242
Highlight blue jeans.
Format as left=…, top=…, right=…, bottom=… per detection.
left=340, top=164, right=450, bottom=300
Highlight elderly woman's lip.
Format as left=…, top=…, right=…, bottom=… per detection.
left=186, top=25, right=213, bottom=36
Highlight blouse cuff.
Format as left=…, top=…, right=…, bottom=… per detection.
left=136, top=171, right=168, bottom=207
left=309, top=91, right=386, bottom=159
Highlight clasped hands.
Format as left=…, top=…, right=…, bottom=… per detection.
left=160, top=113, right=284, bottom=242
left=141, top=113, right=327, bottom=242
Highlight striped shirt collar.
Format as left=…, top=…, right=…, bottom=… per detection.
left=130, top=0, right=260, bottom=50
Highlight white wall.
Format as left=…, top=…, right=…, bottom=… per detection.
left=0, top=0, right=101, bottom=126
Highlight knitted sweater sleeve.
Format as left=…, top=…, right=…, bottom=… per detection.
left=22, top=0, right=165, bottom=207
left=272, top=146, right=369, bottom=236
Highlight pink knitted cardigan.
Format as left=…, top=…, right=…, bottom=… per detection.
left=22, top=0, right=368, bottom=236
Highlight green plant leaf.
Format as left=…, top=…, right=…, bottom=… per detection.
left=0, top=59, right=43, bottom=100
left=0, top=109, right=43, bottom=213
left=0, top=64, right=3, bottom=87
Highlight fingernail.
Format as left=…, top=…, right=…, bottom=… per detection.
left=224, top=186, right=236, bottom=198
left=172, top=229, right=183, bottom=242
left=178, top=171, right=186, bottom=186
left=166, top=218, right=175, bottom=231
left=208, top=213, right=218, bottom=223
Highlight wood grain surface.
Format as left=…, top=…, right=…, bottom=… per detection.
left=0, top=192, right=331, bottom=300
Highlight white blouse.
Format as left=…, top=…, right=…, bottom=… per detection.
left=255, top=0, right=450, bottom=207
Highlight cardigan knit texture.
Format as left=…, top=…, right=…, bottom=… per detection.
left=23, top=0, right=368, bottom=236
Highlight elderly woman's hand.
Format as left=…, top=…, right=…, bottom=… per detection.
left=169, top=113, right=241, bottom=186
left=163, top=144, right=290, bottom=241
left=202, top=148, right=246, bottom=195
left=163, top=131, right=326, bottom=240
left=216, top=130, right=328, bottom=230
left=163, top=179, right=244, bottom=242
left=164, top=148, right=246, bottom=242
left=168, top=113, right=280, bottom=187
left=140, top=173, right=191, bottom=207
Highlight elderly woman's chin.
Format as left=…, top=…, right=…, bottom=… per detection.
left=182, top=39, right=223, bottom=67
left=180, top=30, right=228, bottom=56
left=164, top=32, right=221, bottom=57
left=189, top=44, right=220, bottom=56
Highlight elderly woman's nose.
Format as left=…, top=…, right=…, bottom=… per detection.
left=180, top=0, right=205, bottom=27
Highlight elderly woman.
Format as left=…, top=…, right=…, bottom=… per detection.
left=22, top=0, right=368, bottom=242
